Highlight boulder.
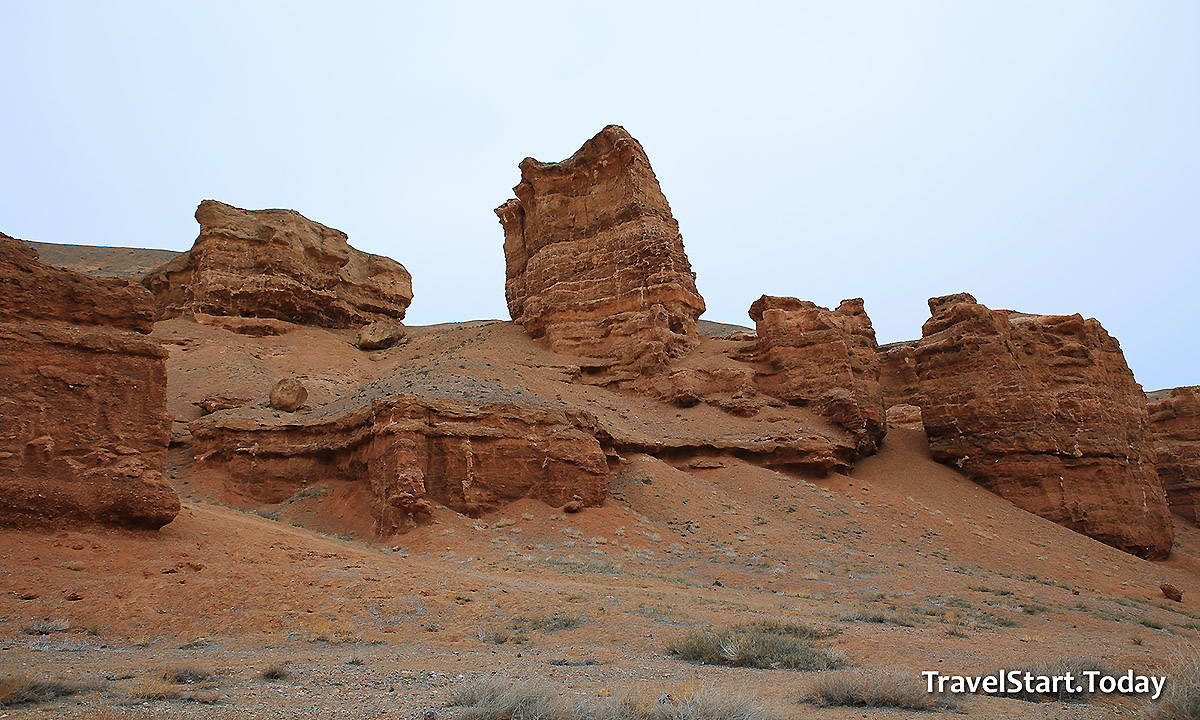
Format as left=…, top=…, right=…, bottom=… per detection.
left=1160, top=581, right=1183, bottom=603
left=496, top=125, right=705, bottom=374
left=270, top=378, right=308, bottom=412
left=915, top=293, right=1173, bottom=559
left=1146, top=386, right=1200, bottom=522
left=0, top=233, right=178, bottom=529
left=143, top=200, right=412, bottom=328
left=357, top=321, right=405, bottom=350
left=747, top=296, right=886, bottom=455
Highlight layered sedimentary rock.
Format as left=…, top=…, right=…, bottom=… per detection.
left=497, top=125, right=705, bottom=373
left=0, top=234, right=178, bottom=528
left=878, top=340, right=920, bottom=408
left=1147, top=386, right=1200, bottom=522
left=747, top=296, right=886, bottom=455
left=189, top=377, right=608, bottom=535
left=144, top=200, right=412, bottom=328
left=915, top=293, right=1172, bottom=559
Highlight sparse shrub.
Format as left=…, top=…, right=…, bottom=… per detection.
left=0, top=676, right=89, bottom=706
left=806, top=669, right=958, bottom=710
left=261, top=663, right=290, bottom=681
left=308, top=618, right=359, bottom=644
left=22, top=618, right=71, bottom=635
left=1144, top=650, right=1200, bottom=720
left=161, top=666, right=213, bottom=684
left=478, top=627, right=529, bottom=645
left=447, top=679, right=567, bottom=720
left=347, top=650, right=365, bottom=666
left=840, top=609, right=920, bottom=627
left=509, top=614, right=583, bottom=634
left=445, top=680, right=773, bottom=720
left=668, top=622, right=841, bottom=671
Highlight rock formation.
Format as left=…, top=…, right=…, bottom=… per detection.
left=878, top=340, right=920, bottom=408
left=143, top=200, right=412, bottom=328
left=1147, top=386, right=1200, bottom=522
left=915, top=293, right=1172, bottom=559
left=747, top=296, right=886, bottom=455
left=357, top=321, right=405, bottom=350
left=496, top=125, right=705, bottom=374
left=189, top=377, right=608, bottom=535
left=0, top=234, right=178, bottom=528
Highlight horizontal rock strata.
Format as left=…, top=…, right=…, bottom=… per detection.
left=0, top=234, right=178, bottom=528
left=144, top=200, right=412, bottom=328
left=1147, top=386, right=1200, bottom=522
left=915, top=293, right=1172, bottom=559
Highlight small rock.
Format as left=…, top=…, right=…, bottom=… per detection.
left=1161, top=581, right=1183, bottom=603
left=269, top=378, right=308, bottom=412
left=357, top=321, right=405, bottom=350
left=563, top=500, right=584, bottom=514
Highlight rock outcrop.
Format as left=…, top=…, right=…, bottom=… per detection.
left=189, top=377, right=607, bottom=535
left=747, top=296, right=886, bottom=455
left=143, top=200, right=412, bottom=328
left=915, top=293, right=1173, bottom=559
left=0, top=234, right=178, bottom=528
left=496, top=125, right=705, bottom=374
left=878, top=340, right=920, bottom=408
left=1147, top=386, right=1200, bottom=522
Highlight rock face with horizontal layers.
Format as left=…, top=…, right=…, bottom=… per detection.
left=1146, top=386, right=1200, bottom=522
left=747, top=296, right=886, bottom=455
left=0, top=234, right=178, bottom=528
left=144, top=200, right=412, bottom=328
left=878, top=340, right=920, bottom=408
left=496, top=125, right=705, bottom=374
left=915, top=293, right=1172, bottom=559
left=188, top=377, right=608, bottom=536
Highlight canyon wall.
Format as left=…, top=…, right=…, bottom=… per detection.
left=0, top=234, right=178, bottom=528
left=1147, top=386, right=1200, bottom=522
left=914, top=293, right=1173, bottom=559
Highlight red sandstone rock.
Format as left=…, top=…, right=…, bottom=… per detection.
left=496, top=126, right=705, bottom=374
left=269, top=378, right=308, bottom=412
left=747, top=296, right=886, bottom=455
left=188, top=383, right=608, bottom=536
left=0, top=234, right=178, bottom=529
left=143, top=200, right=412, bottom=328
left=915, top=293, right=1173, bottom=559
left=356, top=321, right=405, bottom=350
left=878, top=340, right=920, bottom=408
left=1160, top=581, right=1183, bottom=603
left=1147, top=386, right=1200, bottom=522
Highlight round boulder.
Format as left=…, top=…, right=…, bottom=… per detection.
left=270, top=378, right=308, bottom=412
left=357, top=321, right=405, bottom=350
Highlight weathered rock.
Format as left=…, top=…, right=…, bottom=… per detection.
left=189, top=381, right=608, bottom=536
left=270, top=378, right=308, bottom=412
left=496, top=125, right=705, bottom=373
left=196, top=394, right=251, bottom=415
left=747, top=296, right=886, bottom=455
left=1160, top=581, right=1183, bottom=603
left=357, top=321, right=405, bottom=350
left=143, top=200, right=412, bottom=328
left=1146, top=386, right=1200, bottom=522
left=886, top=403, right=923, bottom=428
left=915, top=293, right=1173, bottom=559
left=878, top=340, right=920, bottom=408
left=0, top=233, right=178, bottom=529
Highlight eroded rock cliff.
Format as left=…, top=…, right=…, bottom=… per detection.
left=143, top=200, right=412, bottom=328
left=1147, top=386, right=1200, bottom=522
left=747, top=296, right=886, bottom=455
left=496, top=125, right=705, bottom=374
left=915, top=293, right=1172, bottom=559
left=0, top=234, right=178, bottom=528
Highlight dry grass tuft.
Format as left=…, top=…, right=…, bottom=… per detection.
left=805, top=670, right=958, bottom=711
left=161, top=666, right=214, bottom=684
left=1143, top=649, right=1200, bottom=720
left=668, top=621, right=841, bottom=671
left=0, top=675, right=90, bottom=706
left=261, top=663, right=290, bottom=681
left=446, top=680, right=773, bottom=720
left=308, top=618, right=359, bottom=644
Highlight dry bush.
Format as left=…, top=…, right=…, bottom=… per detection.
left=446, top=680, right=773, bottom=720
left=307, top=618, right=359, bottom=644
left=161, top=666, right=214, bottom=684
left=1143, top=649, right=1200, bottom=720
left=21, top=617, right=71, bottom=635
left=806, top=670, right=958, bottom=711
left=839, top=609, right=921, bottom=627
left=0, top=675, right=89, bottom=706
left=261, top=663, right=290, bottom=681
left=668, top=621, right=841, bottom=671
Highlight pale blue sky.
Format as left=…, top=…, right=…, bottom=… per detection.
left=2, top=1, right=1197, bottom=390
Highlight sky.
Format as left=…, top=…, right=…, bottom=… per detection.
left=2, top=1, right=1197, bottom=390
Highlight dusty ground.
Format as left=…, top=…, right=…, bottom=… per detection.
left=1, top=245, right=1197, bottom=718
